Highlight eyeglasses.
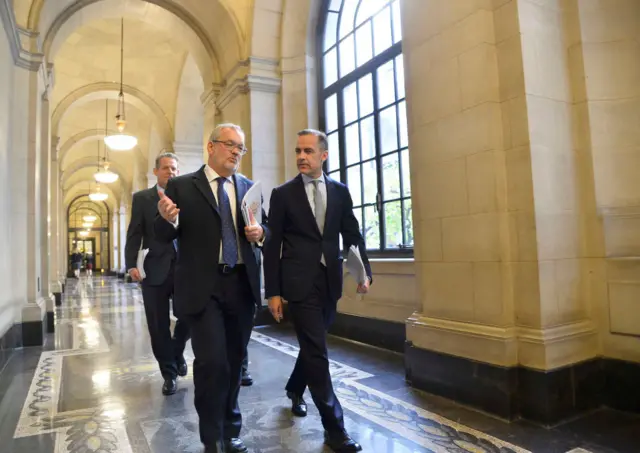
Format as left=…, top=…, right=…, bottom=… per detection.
left=213, top=140, right=248, bottom=155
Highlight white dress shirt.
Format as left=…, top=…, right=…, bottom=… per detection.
left=172, top=165, right=243, bottom=264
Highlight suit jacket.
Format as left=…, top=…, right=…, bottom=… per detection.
left=125, top=186, right=176, bottom=286
left=153, top=165, right=269, bottom=316
left=264, top=173, right=372, bottom=303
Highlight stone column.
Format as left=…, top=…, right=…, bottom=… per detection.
left=173, top=142, right=203, bottom=174
left=61, top=212, right=68, bottom=280
left=401, top=0, right=600, bottom=425
left=11, top=65, right=46, bottom=347
left=201, top=86, right=219, bottom=151
left=119, top=204, right=128, bottom=278
left=39, top=88, right=56, bottom=331
left=50, top=137, right=63, bottom=301
left=112, top=211, right=120, bottom=273
left=568, top=0, right=640, bottom=414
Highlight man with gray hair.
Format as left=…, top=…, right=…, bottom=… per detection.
left=155, top=124, right=268, bottom=453
left=125, top=151, right=190, bottom=396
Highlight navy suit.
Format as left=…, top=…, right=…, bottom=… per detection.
left=125, top=186, right=190, bottom=380
left=154, top=166, right=268, bottom=446
left=264, top=173, right=372, bottom=434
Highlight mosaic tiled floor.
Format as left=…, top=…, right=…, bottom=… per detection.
left=0, top=277, right=637, bottom=453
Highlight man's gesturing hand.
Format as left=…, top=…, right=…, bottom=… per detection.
left=158, top=191, right=180, bottom=223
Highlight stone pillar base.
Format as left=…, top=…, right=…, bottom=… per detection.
left=404, top=315, right=636, bottom=425
left=21, top=297, right=46, bottom=347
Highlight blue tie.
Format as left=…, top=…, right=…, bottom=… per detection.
left=217, top=177, right=238, bottom=267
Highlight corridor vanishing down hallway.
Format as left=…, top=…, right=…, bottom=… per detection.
left=0, top=277, right=637, bottom=453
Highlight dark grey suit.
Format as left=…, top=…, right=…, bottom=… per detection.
left=125, top=185, right=190, bottom=379
left=154, top=166, right=269, bottom=446
left=264, top=173, right=372, bottom=435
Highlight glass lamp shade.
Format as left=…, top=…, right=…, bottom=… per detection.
left=82, top=222, right=93, bottom=228
left=89, top=186, right=108, bottom=202
left=79, top=231, right=89, bottom=237
left=104, top=134, right=137, bottom=151
left=83, top=215, right=97, bottom=222
left=94, top=162, right=119, bottom=184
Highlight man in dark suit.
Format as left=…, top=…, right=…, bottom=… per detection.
left=155, top=124, right=268, bottom=453
left=264, top=129, right=372, bottom=452
left=125, top=152, right=190, bottom=396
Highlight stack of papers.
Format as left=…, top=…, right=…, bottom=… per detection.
left=136, top=248, right=149, bottom=279
left=346, top=245, right=367, bottom=284
left=241, top=181, right=262, bottom=226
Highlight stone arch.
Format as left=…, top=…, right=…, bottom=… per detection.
left=28, top=0, right=244, bottom=84
left=58, top=128, right=119, bottom=166
left=61, top=156, right=131, bottom=194
left=63, top=182, right=120, bottom=213
left=52, top=82, right=174, bottom=148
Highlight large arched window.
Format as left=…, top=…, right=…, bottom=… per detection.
left=318, top=0, right=412, bottom=255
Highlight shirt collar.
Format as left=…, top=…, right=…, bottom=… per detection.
left=301, top=173, right=325, bottom=185
left=204, top=164, right=233, bottom=185
left=156, top=185, right=165, bottom=194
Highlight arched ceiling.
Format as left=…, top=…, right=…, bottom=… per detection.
left=12, top=0, right=264, bottom=213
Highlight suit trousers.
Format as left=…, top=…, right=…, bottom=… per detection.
left=141, top=270, right=190, bottom=380
left=285, top=263, right=344, bottom=434
left=184, top=266, right=256, bottom=446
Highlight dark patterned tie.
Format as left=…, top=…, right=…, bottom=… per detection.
left=217, top=177, right=238, bottom=267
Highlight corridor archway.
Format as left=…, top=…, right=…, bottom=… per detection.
left=66, top=195, right=112, bottom=277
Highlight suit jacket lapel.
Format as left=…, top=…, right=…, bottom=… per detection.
left=294, top=174, right=322, bottom=237
left=150, top=186, right=160, bottom=205
left=192, top=167, right=220, bottom=216
left=233, top=174, right=247, bottom=229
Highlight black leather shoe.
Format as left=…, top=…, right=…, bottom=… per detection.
left=224, top=438, right=247, bottom=453
left=162, top=378, right=177, bottom=396
left=286, top=391, right=307, bottom=417
left=241, top=369, right=253, bottom=386
left=324, top=430, right=362, bottom=452
left=177, top=358, right=188, bottom=377
left=204, top=440, right=225, bottom=453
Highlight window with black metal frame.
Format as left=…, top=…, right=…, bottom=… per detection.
left=317, top=0, right=413, bottom=258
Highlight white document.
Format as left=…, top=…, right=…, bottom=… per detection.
left=241, top=181, right=262, bottom=226
left=136, top=248, right=149, bottom=280
left=346, top=245, right=367, bottom=284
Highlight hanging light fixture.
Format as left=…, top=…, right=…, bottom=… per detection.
left=94, top=100, right=119, bottom=183
left=82, top=222, right=93, bottom=228
left=89, top=184, right=109, bottom=202
left=104, top=18, right=137, bottom=151
left=83, top=214, right=97, bottom=222
left=94, top=162, right=119, bottom=183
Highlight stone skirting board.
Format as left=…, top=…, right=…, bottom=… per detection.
left=403, top=315, right=640, bottom=425
left=46, top=311, right=55, bottom=333
left=328, top=313, right=405, bottom=353
left=21, top=319, right=46, bottom=347
left=0, top=316, right=47, bottom=371
left=406, top=343, right=640, bottom=425
left=0, top=323, right=22, bottom=373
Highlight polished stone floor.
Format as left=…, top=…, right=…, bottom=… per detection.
left=0, top=277, right=638, bottom=453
